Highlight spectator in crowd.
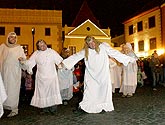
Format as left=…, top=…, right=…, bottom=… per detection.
left=149, top=54, right=162, bottom=90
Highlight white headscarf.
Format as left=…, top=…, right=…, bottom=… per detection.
left=5, top=32, right=19, bottom=48
left=126, top=42, right=132, bottom=50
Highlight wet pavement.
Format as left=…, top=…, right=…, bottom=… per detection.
left=0, top=84, right=165, bottom=125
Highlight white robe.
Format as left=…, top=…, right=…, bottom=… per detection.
left=25, top=48, right=63, bottom=108
left=63, top=43, right=135, bottom=113
left=120, top=52, right=138, bottom=95
left=109, top=59, right=117, bottom=93
left=0, top=43, right=26, bottom=110
left=58, top=68, right=73, bottom=100
left=0, top=72, right=7, bottom=118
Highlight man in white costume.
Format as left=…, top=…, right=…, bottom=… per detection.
left=19, top=39, right=63, bottom=114
left=120, top=43, right=138, bottom=97
left=62, top=36, right=136, bottom=113
left=0, top=32, right=26, bottom=117
left=0, top=72, right=7, bottom=118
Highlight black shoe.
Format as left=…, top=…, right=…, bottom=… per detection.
left=48, top=106, right=57, bottom=115
left=73, top=107, right=86, bottom=114
left=40, top=108, right=49, bottom=114
left=63, top=100, right=68, bottom=105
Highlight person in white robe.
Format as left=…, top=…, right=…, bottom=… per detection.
left=0, top=32, right=26, bottom=117
left=119, top=43, right=138, bottom=97
left=109, top=58, right=122, bottom=93
left=0, top=72, right=7, bottom=118
left=19, top=39, right=63, bottom=114
left=62, top=36, right=136, bottom=113
left=58, top=48, right=74, bottom=105
left=109, top=58, right=117, bottom=93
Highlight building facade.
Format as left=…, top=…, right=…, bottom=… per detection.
left=63, top=19, right=111, bottom=54
left=0, top=8, right=62, bottom=56
left=123, top=3, right=165, bottom=57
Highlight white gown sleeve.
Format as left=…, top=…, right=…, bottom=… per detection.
left=52, top=49, right=63, bottom=66
left=102, top=43, right=135, bottom=66
left=25, top=51, right=38, bottom=74
left=62, top=50, right=85, bottom=70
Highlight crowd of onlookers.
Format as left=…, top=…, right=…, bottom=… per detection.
left=137, top=50, right=165, bottom=90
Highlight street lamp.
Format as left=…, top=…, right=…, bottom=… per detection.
left=32, top=27, right=35, bottom=52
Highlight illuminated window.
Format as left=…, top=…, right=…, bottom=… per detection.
left=137, top=21, right=143, bottom=32
left=150, top=38, right=156, bottom=50
left=69, top=46, right=76, bottom=55
left=0, top=27, right=5, bottom=35
left=138, top=40, right=144, bottom=51
left=149, top=16, right=155, bottom=28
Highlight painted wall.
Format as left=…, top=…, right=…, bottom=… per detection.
left=0, top=8, right=62, bottom=56
left=123, top=7, right=163, bottom=57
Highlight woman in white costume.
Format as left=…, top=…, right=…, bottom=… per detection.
left=0, top=32, right=26, bottom=117
left=0, top=72, right=7, bottom=118
left=62, top=36, right=135, bottom=113
left=19, top=39, right=63, bottom=114
left=119, top=43, right=138, bottom=97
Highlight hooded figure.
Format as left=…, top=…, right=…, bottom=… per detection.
left=119, top=42, right=138, bottom=97
left=0, top=32, right=26, bottom=117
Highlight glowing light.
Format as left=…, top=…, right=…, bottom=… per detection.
left=157, top=49, right=165, bottom=56
left=65, top=35, right=110, bottom=40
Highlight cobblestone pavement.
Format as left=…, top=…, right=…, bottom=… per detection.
left=0, top=84, right=165, bottom=125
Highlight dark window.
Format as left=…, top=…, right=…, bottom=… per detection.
left=150, top=38, right=156, bottom=50
left=137, top=21, right=143, bottom=32
left=138, top=40, right=144, bottom=51
left=45, top=28, right=51, bottom=36
left=47, top=44, right=52, bottom=48
left=0, top=27, right=5, bottom=35
left=86, top=27, right=90, bottom=31
left=113, top=42, right=118, bottom=47
left=131, top=43, right=134, bottom=51
left=129, top=25, right=133, bottom=35
left=149, top=16, right=155, bottom=28
left=14, top=27, right=20, bottom=36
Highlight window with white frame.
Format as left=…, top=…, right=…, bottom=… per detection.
left=138, top=40, right=144, bottom=51
left=68, top=46, right=76, bottom=55
left=150, top=37, right=156, bottom=50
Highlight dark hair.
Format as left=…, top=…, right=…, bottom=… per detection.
left=36, top=39, right=47, bottom=50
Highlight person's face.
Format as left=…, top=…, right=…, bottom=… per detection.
left=87, top=39, right=96, bottom=49
left=8, top=35, right=16, bottom=44
left=38, top=41, right=47, bottom=51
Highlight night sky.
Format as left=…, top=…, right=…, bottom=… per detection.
left=0, top=0, right=158, bottom=37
